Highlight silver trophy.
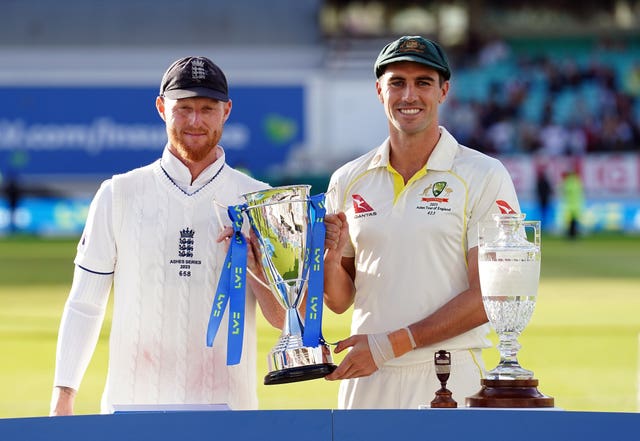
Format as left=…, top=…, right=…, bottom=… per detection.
left=478, top=213, right=541, bottom=380
left=466, top=212, right=553, bottom=407
left=243, top=185, right=336, bottom=385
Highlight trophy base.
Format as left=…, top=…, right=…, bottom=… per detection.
left=264, top=363, right=337, bottom=385
left=466, top=379, right=554, bottom=408
left=430, top=389, right=457, bottom=408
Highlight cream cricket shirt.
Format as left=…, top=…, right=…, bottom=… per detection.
left=326, top=127, right=520, bottom=366
left=59, top=147, right=268, bottom=412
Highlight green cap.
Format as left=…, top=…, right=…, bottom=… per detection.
left=374, top=36, right=451, bottom=80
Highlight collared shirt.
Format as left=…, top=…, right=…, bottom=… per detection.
left=326, top=127, right=520, bottom=363
left=160, top=146, right=225, bottom=195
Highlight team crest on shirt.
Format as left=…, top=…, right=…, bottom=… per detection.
left=417, top=182, right=453, bottom=214
left=352, top=194, right=377, bottom=218
left=169, top=227, right=202, bottom=277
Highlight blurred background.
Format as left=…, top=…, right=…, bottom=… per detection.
left=0, top=0, right=639, bottom=418
left=0, top=0, right=639, bottom=237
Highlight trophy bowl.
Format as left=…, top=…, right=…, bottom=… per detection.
left=466, top=213, right=554, bottom=407
left=243, top=185, right=336, bottom=385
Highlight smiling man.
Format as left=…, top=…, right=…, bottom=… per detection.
left=50, top=56, right=283, bottom=415
left=323, top=36, right=521, bottom=409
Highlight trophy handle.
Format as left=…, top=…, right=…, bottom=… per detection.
left=523, top=220, right=541, bottom=250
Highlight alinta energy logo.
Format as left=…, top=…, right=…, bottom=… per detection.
left=352, top=194, right=377, bottom=218
left=264, top=114, right=298, bottom=145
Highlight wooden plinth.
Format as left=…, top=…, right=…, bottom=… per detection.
left=430, top=389, right=457, bottom=408
left=465, top=379, right=554, bottom=408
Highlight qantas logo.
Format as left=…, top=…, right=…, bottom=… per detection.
left=352, top=194, right=374, bottom=213
left=496, top=200, right=517, bottom=214
left=352, top=194, right=377, bottom=218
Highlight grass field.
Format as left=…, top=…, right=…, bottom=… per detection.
left=0, top=233, right=639, bottom=418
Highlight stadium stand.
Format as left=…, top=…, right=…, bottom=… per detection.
left=442, top=39, right=640, bottom=156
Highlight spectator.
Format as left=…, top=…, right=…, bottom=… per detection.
left=535, top=167, right=553, bottom=229
left=2, top=172, right=21, bottom=234
left=443, top=40, right=639, bottom=156
left=561, top=169, right=585, bottom=240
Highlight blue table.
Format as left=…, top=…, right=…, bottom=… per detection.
left=0, top=409, right=638, bottom=440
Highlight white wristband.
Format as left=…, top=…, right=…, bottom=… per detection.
left=404, top=326, right=417, bottom=349
left=367, top=332, right=394, bottom=369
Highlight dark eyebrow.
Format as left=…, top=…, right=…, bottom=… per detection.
left=387, top=73, right=438, bottom=82
left=416, top=74, right=438, bottom=82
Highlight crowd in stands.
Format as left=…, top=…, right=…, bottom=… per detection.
left=441, top=39, right=640, bottom=157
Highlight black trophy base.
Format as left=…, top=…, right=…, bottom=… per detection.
left=264, top=363, right=337, bottom=385
left=466, top=379, right=554, bottom=408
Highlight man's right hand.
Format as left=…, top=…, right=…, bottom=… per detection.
left=50, top=386, right=76, bottom=416
left=323, top=212, right=356, bottom=313
left=324, top=212, right=349, bottom=258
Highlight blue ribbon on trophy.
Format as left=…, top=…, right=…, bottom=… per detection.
left=302, top=193, right=326, bottom=348
left=206, top=203, right=247, bottom=365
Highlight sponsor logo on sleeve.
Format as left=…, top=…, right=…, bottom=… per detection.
left=496, top=200, right=517, bottom=214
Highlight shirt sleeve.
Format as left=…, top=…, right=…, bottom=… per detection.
left=53, top=266, right=113, bottom=390
left=467, top=160, right=521, bottom=250
left=74, top=180, right=117, bottom=273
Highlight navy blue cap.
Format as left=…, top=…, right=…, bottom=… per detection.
left=160, top=56, right=229, bottom=101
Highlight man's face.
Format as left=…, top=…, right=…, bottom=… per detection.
left=376, top=62, right=449, bottom=136
left=157, top=96, right=232, bottom=163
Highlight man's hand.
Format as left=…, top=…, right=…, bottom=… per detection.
left=247, top=229, right=266, bottom=278
left=50, top=386, right=76, bottom=416
left=325, top=335, right=378, bottom=380
left=324, top=212, right=349, bottom=257
left=217, top=226, right=264, bottom=277
left=216, top=225, right=234, bottom=249
left=323, top=212, right=356, bottom=314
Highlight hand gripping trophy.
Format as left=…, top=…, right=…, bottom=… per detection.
left=466, top=213, right=554, bottom=408
left=207, top=185, right=336, bottom=385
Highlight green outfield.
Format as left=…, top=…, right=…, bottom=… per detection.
left=0, top=234, right=638, bottom=418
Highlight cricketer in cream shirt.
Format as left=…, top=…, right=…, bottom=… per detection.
left=53, top=147, right=268, bottom=413
left=325, top=127, right=521, bottom=408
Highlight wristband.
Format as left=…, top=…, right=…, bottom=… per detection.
left=404, top=326, right=417, bottom=349
left=367, top=332, right=394, bottom=369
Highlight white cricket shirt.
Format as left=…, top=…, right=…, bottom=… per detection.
left=56, top=147, right=268, bottom=412
left=326, top=127, right=521, bottom=366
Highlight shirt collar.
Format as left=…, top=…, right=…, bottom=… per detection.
left=367, top=138, right=392, bottom=170
left=160, top=145, right=226, bottom=190
left=427, top=127, right=458, bottom=171
left=367, top=126, right=458, bottom=172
